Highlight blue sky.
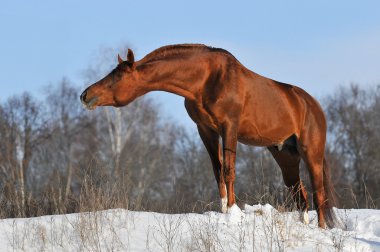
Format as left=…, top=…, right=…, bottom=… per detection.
left=1, top=1, right=379, bottom=130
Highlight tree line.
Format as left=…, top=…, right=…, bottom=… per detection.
left=0, top=49, right=379, bottom=218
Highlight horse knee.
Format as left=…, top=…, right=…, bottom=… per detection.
left=224, top=166, right=235, bottom=182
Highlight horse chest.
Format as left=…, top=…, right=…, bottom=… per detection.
left=184, top=100, right=219, bottom=130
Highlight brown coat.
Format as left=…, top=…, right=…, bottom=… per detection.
left=81, top=44, right=337, bottom=228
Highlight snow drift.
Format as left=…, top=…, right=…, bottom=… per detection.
left=1, top=204, right=379, bottom=251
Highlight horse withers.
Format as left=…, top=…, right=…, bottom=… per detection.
left=80, top=44, right=337, bottom=228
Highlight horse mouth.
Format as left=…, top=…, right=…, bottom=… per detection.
left=82, top=97, right=99, bottom=110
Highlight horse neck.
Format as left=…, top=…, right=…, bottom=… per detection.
left=137, top=59, right=203, bottom=101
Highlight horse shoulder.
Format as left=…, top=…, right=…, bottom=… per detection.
left=184, top=99, right=219, bottom=131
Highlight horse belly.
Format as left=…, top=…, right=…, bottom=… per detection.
left=237, top=119, right=296, bottom=147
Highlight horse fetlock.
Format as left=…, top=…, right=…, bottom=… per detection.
left=300, top=210, right=309, bottom=225
left=219, top=184, right=227, bottom=195
left=220, top=196, right=228, bottom=213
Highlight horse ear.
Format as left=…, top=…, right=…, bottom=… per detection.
left=117, top=54, right=124, bottom=64
left=127, top=49, right=135, bottom=66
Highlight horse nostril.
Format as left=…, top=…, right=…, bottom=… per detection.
left=80, top=91, right=87, bottom=102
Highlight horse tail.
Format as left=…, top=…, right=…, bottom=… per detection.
left=323, top=157, right=341, bottom=228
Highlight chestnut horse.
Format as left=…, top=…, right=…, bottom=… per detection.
left=80, top=44, right=337, bottom=228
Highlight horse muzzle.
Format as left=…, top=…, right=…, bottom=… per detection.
left=80, top=90, right=98, bottom=110
left=80, top=90, right=87, bottom=102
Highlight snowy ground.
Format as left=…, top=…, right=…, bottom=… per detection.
left=0, top=204, right=379, bottom=251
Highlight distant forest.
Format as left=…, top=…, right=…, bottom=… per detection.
left=1, top=48, right=379, bottom=218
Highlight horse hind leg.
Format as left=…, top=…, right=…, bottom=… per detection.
left=268, top=143, right=309, bottom=224
left=298, top=136, right=329, bottom=228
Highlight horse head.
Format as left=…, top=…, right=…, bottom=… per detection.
left=80, top=49, right=140, bottom=110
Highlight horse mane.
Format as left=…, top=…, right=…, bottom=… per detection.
left=139, top=44, right=235, bottom=64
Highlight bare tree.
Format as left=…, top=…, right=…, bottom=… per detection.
left=325, top=84, right=380, bottom=208
left=0, top=93, right=43, bottom=216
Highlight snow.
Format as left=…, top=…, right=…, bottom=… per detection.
left=1, top=204, right=379, bottom=251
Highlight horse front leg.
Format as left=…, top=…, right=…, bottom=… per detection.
left=197, top=125, right=227, bottom=213
left=221, top=122, right=238, bottom=210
